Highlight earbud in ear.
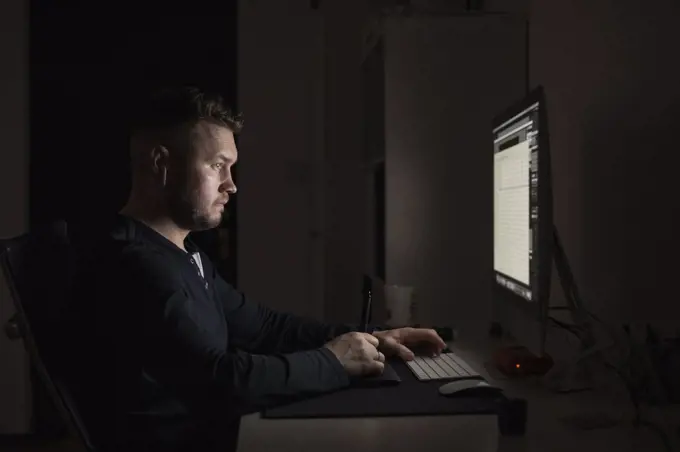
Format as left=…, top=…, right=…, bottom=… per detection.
left=162, top=167, right=167, bottom=187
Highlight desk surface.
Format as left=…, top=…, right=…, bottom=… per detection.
left=237, top=338, right=679, bottom=452
left=239, top=413, right=498, bottom=452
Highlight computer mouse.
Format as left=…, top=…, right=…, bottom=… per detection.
left=438, top=379, right=503, bottom=397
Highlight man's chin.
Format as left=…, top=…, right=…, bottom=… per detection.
left=172, top=205, right=223, bottom=231
left=193, top=214, right=223, bottom=231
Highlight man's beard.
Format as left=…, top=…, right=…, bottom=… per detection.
left=166, top=181, right=221, bottom=231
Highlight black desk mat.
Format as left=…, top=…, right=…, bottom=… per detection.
left=262, top=358, right=502, bottom=419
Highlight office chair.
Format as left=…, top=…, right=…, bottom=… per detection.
left=1, top=220, right=96, bottom=451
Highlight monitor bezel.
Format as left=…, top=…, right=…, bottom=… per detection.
left=491, top=86, right=553, bottom=348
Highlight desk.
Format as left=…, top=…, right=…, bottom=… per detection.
left=238, top=413, right=497, bottom=452
left=237, top=338, right=680, bottom=452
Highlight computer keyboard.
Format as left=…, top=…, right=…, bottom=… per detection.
left=405, top=351, right=481, bottom=381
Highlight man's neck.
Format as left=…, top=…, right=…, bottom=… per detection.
left=120, top=204, right=189, bottom=252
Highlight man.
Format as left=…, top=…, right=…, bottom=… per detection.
left=65, top=86, right=446, bottom=452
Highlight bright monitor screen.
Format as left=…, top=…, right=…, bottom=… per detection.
left=493, top=101, right=540, bottom=302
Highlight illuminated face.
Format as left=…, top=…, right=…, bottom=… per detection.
left=166, top=121, right=238, bottom=231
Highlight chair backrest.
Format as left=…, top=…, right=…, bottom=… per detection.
left=1, top=220, right=96, bottom=451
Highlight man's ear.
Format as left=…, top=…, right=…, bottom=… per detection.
left=150, top=146, right=170, bottom=186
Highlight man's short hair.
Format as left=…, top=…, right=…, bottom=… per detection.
left=129, top=85, right=243, bottom=137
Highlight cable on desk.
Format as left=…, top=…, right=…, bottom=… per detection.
left=638, top=420, right=673, bottom=452
left=548, top=288, right=674, bottom=451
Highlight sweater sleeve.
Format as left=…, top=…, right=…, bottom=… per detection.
left=119, top=251, right=350, bottom=414
left=215, top=275, right=384, bottom=354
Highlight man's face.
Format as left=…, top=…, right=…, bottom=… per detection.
left=166, top=121, right=238, bottom=231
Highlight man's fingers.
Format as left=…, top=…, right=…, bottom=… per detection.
left=397, top=343, right=415, bottom=361
left=364, top=347, right=384, bottom=362
left=362, top=333, right=380, bottom=348
left=408, top=328, right=447, bottom=349
left=363, top=360, right=385, bottom=375
left=375, top=351, right=386, bottom=363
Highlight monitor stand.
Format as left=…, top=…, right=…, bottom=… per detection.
left=544, top=226, right=609, bottom=392
left=490, top=226, right=606, bottom=384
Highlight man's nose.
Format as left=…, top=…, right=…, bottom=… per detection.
left=222, top=179, right=237, bottom=194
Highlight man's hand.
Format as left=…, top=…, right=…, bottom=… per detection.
left=323, top=332, right=385, bottom=377
left=372, top=327, right=447, bottom=361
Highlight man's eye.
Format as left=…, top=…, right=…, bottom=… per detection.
left=213, top=163, right=224, bottom=170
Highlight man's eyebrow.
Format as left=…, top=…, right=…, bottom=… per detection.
left=217, top=152, right=236, bottom=163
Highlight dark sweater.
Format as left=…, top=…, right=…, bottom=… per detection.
left=63, top=214, right=359, bottom=451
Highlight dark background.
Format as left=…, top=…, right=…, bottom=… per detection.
left=29, top=1, right=239, bottom=284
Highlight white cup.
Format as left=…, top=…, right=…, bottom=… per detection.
left=384, top=285, right=416, bottom=328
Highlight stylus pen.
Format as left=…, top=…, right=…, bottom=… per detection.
left=361, top=303, right=370, bottom=333
left=361, top=275, right=372, bottom=333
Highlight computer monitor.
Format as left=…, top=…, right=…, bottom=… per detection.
left=492, top=86, right=553, bottom=357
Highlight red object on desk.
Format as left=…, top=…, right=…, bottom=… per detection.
left=492, top=345, right=553, bottom=377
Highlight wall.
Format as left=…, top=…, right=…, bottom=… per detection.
left=382, top=0, right=680, bottom=344
left=237, top=0, right=327, bottom=319
left=530, top=0, right=680, bottom=335
left=0, top=0, right=31, bottom=434
left=384, top=15, right=526, bottom=336
left=237, top=0, right=370, bottom=324
left=321, top=0, right=371, bottom=324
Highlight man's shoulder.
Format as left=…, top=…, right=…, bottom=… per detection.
left=80, top=238, right=183, bottom=300
left=76, top=215, right=175, bottom=273
left=103, top=239, right=177, bottom=278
